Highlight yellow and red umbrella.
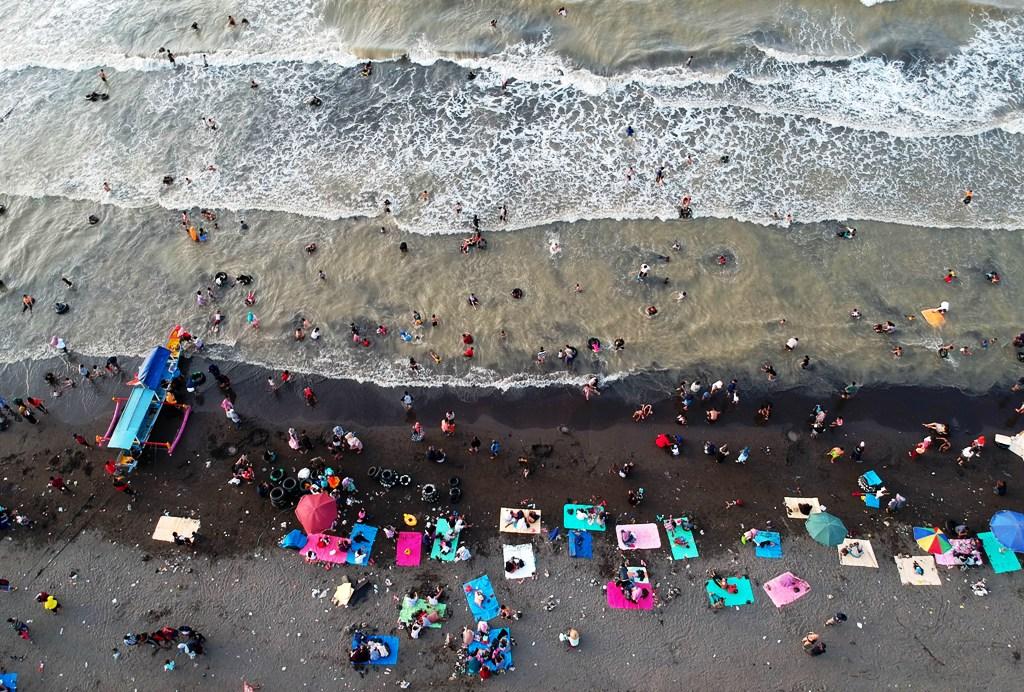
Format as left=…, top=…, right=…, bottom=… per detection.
left=913, top=526, right=952, bottom=555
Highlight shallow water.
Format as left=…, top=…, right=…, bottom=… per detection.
left=0, top=1, right=1022, bottom=391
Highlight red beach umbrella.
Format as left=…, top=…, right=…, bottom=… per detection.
left=295, top=494, right=337, bottom=535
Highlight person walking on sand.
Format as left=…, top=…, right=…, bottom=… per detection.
left=35, top=591, right=61, bottom=614
left=7, top=617, right=31, bottom=641
left=21, top=294, right=35, bottom=313
left=802, top=632, right=825, bottom=656
left=303, top=386, right=318, bottom=407
left=559, top=627, right=580, bottom=651
left=72, top=433, right=91, bottom=448
left=826, top=446, right=844, bottom=463
left=49, top=475, right=72, bottom=493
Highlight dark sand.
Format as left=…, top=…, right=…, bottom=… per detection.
left=1, top=355, right=1022, bottom=691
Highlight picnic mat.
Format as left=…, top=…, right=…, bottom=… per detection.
left=398, top=598, right=447, bottom=627
left=152, top=516, right=201, bottom=542
left=705, top=577, right=755, bottom=607
left=754, top=531, right=783, bottom=559
left=502, top=544, right=537, bottom=579
left=606, top=581, right=655, bottom=610
left=936, top=538, right=982, bottom=568
left=895, top=556, right=942, bottom=586
left=0, top=672, right=16, bottom=691
left=346, top=524, right=378, bottom=566
left=838, top=538, right=879, bottom=568
left=568, top=529, right=593, bottom=559
left=430, top=518, right=461, bottom=562
left=784, top=497, right=822, bottom=519
left=978, top=531, right=1022, bottom=574
left=664, top=520, right=699, bottom=560
left=463, top=575, right=500, bottom=621
left=500, top=507, right=542, bottom=534
left=627, top=565, right=650, bottom=583
left=763, top=571, right=811, bottom=608
left=395, top=531, right=423, bottom=567
left=467, top=627, right=513, bottom=672
left=278, top=529, right=307, bottom=549
left=351, top=634, right=399, bottom=666
left=615, top=523, right=661, bottom=550
left=302, top=533, right=349, bottom=564
left=862, top=493, right=882, bottom=509
left=563, top=503, right=607, bottom=531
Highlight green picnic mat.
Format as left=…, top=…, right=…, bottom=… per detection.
left=399, top=599, right=447, bottom=627
left=666, top=523, right=699, bottom=560
left=430, top=518, right=460, bottom=562
left=563, top=503, right=607, bottom=531
left=978, top=531, right=1021, bottom=574
left=705, top=577, right=754, bottom=607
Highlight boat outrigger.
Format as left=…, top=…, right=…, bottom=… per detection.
left=97, top=326, right=192, bottom=473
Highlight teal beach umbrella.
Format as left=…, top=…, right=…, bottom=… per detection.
left=805, top=512, right=847, bottom=546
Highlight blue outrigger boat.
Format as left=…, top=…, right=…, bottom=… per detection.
left=98, top=326, right=192, bottom=473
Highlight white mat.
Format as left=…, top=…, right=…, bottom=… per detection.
left=502, top=544, right=537, bottom=579
left=895, top=556, right=941, bottom=586
left=784, top=497, right=822, bottom=519
left=838, top=539, right=878, bottom=568
left=152, top=516, right=200, bottom=542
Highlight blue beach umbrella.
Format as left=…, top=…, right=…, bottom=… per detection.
left=989, top=510, right=1024, bottom=552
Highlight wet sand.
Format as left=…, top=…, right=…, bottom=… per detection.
left=0, top=356, right=1022, bottom=690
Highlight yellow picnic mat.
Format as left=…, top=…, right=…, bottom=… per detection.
left=152, top=516, right=200, bottom=542
left=838, top=538, right=878, bottom=568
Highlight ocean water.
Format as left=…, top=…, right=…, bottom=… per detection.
left=0, top=0, right=1022, bottom=392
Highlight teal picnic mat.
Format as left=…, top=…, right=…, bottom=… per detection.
left=705, top=577, right=755, bottom=607
left=665, top=523, right=699, bottom=559
left=563, top=504, right=607, bottom=531
left=978, top=531, right=1021, bottom=574
left=399, top=599, right=447, bottom=627
left=430, top=518, right=460, bottom=562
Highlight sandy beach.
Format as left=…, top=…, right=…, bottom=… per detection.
left=1, top=355, right=1022, bottom=691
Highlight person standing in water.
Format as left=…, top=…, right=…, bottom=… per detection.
left=962, top=189, right=973, bottom=206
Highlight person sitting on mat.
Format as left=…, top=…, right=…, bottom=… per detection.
left=504, top=556, right=526, bottom=574
left=620, top=530, right=638, bottom=547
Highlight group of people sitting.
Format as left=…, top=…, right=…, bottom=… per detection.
left=123, top=625, right=205, bottom=658
left=612, top=562, right=651, bottom=604
left=349, top=631, right=393, bottom=667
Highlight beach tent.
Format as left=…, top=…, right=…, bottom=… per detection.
left=805, top=512, right=846, bottom=546
left=295, top=494, right=337, bottom=535
left=913, top=526, right=952, bottom=555
left=990, top=510, right=1024, bottom=552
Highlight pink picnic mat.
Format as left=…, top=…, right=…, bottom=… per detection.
left=763, top=571, right=810, bottom=608
left=396, top=531, right=423, bottom=567
left=616, top=523, right=662, bottom=550
left=606, top=581, right=655, bottom=610
left=936, top=538, right=977, bottom=567
left=302, top=533, right=349, bottom=564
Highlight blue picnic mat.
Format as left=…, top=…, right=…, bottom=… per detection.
left=430, top=518, right=460, bottom=562
left=705, top=577, right=755, bottom=607
left=278, top=529, right=307, bottom=549
left=978, top=531, right=1022, bottom=574
left=665, top=520, right=699, bottom=560
left=351, top=634, right=399, bottom=666
left=0, top=672, right=17, bottom=690
left=346, top=524, right=378, bottom=565
left=863, top=494, right=881, bottom=509
left=563, top=503, right=607, bottom=531
left=568, top=529, right=593, bottom=559
left=861, top=470, right=883, bottom=486
left=464, top=574, right=500, bottom=621
left=467, top=627, right=514, bottom=672
left=755, top=531, right=783, bottom=559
